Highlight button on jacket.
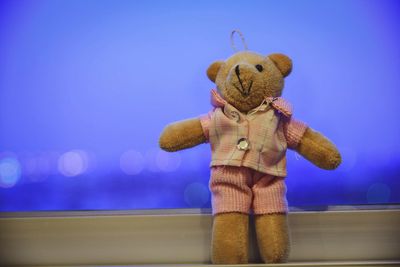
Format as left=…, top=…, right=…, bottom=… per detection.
left=200, top=89, right=307, bottom=177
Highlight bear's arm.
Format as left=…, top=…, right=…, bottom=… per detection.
left=159, top=118, right=207, bottom=152
left=294, top=127, right=342, bottom=170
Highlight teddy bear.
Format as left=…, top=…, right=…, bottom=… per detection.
left=159, top=50, right=341, bottom=264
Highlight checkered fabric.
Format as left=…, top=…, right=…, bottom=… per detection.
left=210, top=165, right=288, bottom=215
left=200, top=89, right=307, bottom=177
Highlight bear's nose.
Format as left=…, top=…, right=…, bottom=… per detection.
left=235, top=65, right=240, bottom=77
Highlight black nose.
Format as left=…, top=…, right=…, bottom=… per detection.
left=235, top=65, right=240, bottom=76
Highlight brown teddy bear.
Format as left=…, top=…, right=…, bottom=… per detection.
left=159, top=50, right=341, bottom=264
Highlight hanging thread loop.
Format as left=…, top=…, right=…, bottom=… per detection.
left=230, top=29, right=248, bottom=52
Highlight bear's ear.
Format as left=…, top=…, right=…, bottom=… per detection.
left=268, top=53, right=292, bottom=77
left=207, top=61, right=223, bottom=82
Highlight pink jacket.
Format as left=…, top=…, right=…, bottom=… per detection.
left=200, top=89, right=307, bottom=177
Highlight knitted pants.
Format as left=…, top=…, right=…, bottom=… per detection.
left=210, top=166, right=288, bottom=215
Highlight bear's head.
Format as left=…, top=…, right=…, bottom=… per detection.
left=207, top=51, right=292, bottom=113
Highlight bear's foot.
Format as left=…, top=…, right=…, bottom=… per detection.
left=211, top=212, right=248, bottom=264
left=255, top=213, right=290, bottom=263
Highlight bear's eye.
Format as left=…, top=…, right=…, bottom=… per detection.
left=255, top=64, right=263, bottom=72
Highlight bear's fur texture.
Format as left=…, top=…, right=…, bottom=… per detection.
left=159, top=51, right=341, bottom=264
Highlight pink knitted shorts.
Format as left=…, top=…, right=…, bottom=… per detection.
left=210, top=166, right=288, bottom=215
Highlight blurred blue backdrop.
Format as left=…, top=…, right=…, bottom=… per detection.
left=0, top=0, right=399, bottom=211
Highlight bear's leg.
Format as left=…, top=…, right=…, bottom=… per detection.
left=252, top=172, right=290, bottom=263
left=209, top=166, right=252, bottom=264
left=255, top=213, right=290, bottom=263
left=211, top=212, right=249, bottom=264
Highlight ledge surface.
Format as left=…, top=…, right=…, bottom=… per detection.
left=0, top=209, right=399, bottom=266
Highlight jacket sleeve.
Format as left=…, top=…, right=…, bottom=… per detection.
left=283, top=117, right=308, bottom=149
left=199, top=110, right=214, bottom=142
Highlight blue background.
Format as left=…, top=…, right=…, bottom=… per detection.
left=0, top=0, right=399, bottom=211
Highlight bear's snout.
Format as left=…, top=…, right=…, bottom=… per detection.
left=230, top=64, right=255, bottom=97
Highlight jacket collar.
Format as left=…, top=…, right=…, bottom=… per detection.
left=210, top=89, right=292, bottom=117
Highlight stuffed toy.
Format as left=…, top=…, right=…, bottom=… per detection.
left=158, top=39, right=341, bottom=264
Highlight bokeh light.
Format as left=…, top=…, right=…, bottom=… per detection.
left=155, top=150, right=181, bottom=172
left=58, top=150, right=89, bottom=177
left=0, top=157, right=22, bottom=188
left=145, top=149, right=162, bottom=173
left=25, top=156, right=50, bottom=182
left=120, top=150, right=145, bottom=175
left=23, top=157, right=38, bottom=176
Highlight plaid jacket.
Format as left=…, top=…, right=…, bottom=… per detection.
left=200, top=89, right=307, bottom=177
